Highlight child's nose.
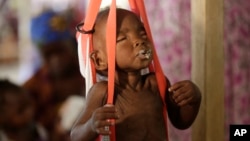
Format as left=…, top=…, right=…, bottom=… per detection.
left=133, top=39, right=145, bottom=48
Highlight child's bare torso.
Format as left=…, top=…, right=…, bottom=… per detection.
left=107, top=76, right=167, bottom=141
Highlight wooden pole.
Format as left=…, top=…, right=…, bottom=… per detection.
left=191, top=0, right=224, bottom=141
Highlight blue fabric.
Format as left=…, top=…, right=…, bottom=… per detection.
left=30, top=10, right=71, bottom=46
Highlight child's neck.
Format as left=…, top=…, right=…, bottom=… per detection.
left=115, top=71, right=143, bottom=91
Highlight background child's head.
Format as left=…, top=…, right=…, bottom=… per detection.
left=0, top=79, right=35, bottom=130
left=30, top=10, right=79, bottom=77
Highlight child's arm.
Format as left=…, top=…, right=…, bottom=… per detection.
left=166, top=79, right=201, bottom=129
left=70, top=81, right=119, bottom=141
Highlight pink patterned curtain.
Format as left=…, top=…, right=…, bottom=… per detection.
left=145, top=0, right=192, bottom=141
left=145, top=0, right=250, bottom=141
left=224, top=0, right=250, bottom=140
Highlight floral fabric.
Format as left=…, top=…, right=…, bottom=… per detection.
left=224, top=0, right=250, bottom=140
left=145, top=0, right=250, bottom=141
left=145, top=0, right=192, bottom=141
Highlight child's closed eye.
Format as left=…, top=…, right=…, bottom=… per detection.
left=117, top=36, right=127, bottom=42
left=140, top=31, right=147, bottom=39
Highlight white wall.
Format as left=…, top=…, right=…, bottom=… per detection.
left=86, top=0, right=129, bottom=10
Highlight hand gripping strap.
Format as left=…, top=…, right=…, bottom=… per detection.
left=77, top=0, right=116, bottom=140
left=77, top=0, right=168, bottom=140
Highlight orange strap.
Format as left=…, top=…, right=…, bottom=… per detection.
left=105, top=0, right=117, bottom=141
left=77, top=0, right=168, bottom=140
left=106, top=0, right=116, bottom=106
left=79, top=0, right=103, bottom=84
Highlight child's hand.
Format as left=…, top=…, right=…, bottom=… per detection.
left=168, top=80, right=201, bottom=107
left=90, top=104, right=119, bottom=135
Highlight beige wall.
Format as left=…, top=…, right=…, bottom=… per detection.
left=191, top=0, right=225, bottom=141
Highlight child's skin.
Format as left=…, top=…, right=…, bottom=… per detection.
left=71, top=8, right=201, bottom=141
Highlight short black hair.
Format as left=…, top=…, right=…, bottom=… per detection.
left=0, top=79, right=23, bottom=105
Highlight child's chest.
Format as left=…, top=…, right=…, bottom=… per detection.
left=114, top=89, right=164, bottom=124
left=113, top=89, right=166, bottom=140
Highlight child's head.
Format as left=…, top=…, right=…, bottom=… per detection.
left=39, top=39, right=79, bottom=77
left=0, top=79, right=35, bottom=130
left=90, top=8, right=153, bottom=75
left=31, top=10, right=79, bottom=77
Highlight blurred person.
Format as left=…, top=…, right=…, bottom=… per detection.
left=22, top=10, right=85, bottom=141
left=0, top=79, right=48, bottom=141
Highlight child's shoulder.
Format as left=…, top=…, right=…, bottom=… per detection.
left=142, top=72, right=158, bottom=88
left=90, top=81, right=108, bottom=93
left=143, top=72, right=170, bottom=88
left=143, top=72, right=157, bottom=82
left=86, top=81, right=108, bottom=105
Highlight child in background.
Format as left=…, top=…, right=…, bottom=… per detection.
left=70, top=8, right=201, bottom=141
left=0, top=79, right=48, bottom=141
left=23, top=10, right=85, bottom=141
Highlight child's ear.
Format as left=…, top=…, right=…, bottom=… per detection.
left=90, top=51, right=108, bottom=71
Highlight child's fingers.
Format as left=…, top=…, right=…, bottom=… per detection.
left=104, top=104, right=114, bottom=107
left=170, top=86, right=191, bottom=103
left=176, top=97, right=193, bottom=106
left=171, top=89, right=193, bottom=104
left=98, top=105, right=116, bottom=113
left=91, top=105, right=119, bottom=134
left=92, top=115, right=116, bottom=134
left=96, top=126, right=112, bottom=135
left=168, top=81, right=185, bottom=92
left=94, top=112, right=119, bottom=121
left=171, top=87, right=186, bottom=98
left=94, top=118, right=116, bottom=135
left=174, top=91, right=188, bottom=102
left=94, top=118, right=114, bottom=129
left=169, top=80, right=194, bottom=92
left=96, top=104, right=116, bottom=112
left=94, top=106, right=119, bottom=121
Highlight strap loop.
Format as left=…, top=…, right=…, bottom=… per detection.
left=76, top=22, right=95, bottom=34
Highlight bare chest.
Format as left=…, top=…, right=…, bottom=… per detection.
left=113, top=90, right=167, bottom=141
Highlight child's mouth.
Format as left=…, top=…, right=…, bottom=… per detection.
left=137, top=49, right=152, bottom=59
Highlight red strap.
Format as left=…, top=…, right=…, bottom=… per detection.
left=128, top=0, right=139, bottom=15
left=106, top=0, right=116, bottom=108
left=79, top=0, right=102, bottom=84
left=105, top=0, right=117, bottom=140
left=85, top=0, right=102, bottom=84
left=83, top=0, right=102, bottom=30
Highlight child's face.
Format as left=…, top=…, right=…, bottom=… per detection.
left=40, top=41, right=78, bottom=76
left=93, top=9, right=153, bottom=72
left=0, top=91, right=35, bottom=129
